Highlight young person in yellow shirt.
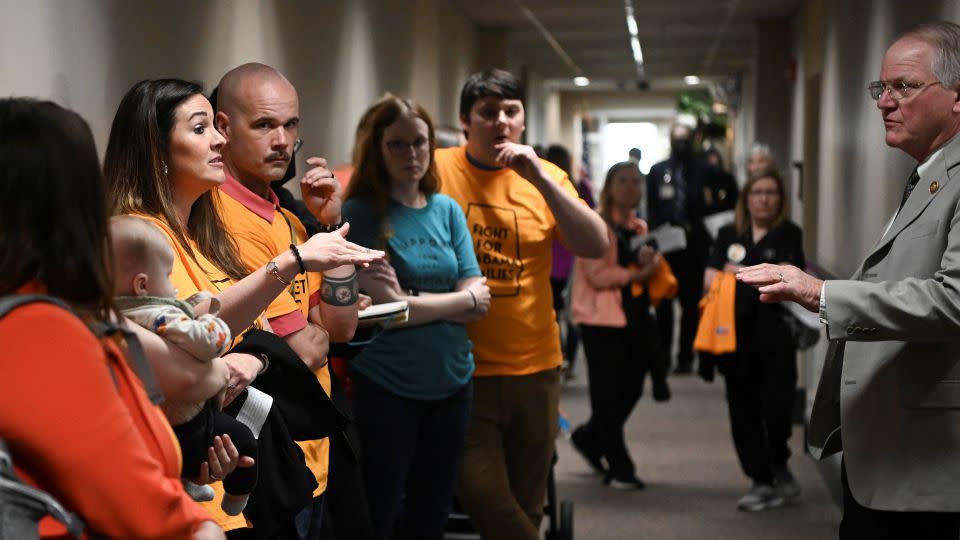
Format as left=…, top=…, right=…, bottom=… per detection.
left=436, top=68, right=608, bottom=539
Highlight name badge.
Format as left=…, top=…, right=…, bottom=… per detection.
left=727, top=243, right=746, bottom=264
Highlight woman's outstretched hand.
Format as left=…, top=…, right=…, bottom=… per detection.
left=299, top=223, right=385, bottom=271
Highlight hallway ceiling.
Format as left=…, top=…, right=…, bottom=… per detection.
left=455, top=0, right=802, bottom=91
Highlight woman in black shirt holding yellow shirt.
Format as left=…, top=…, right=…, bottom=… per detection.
left=705, top=168, right=804, bottom=512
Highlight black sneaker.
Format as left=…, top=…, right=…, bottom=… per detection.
left=570, top=426, right=607, bottom=476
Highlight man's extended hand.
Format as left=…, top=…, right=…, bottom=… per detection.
left=300, top=156, right=342, bottom=226
left=495, top=142, right=546, bottom=184
left=736, top=263, right=823, bottom=312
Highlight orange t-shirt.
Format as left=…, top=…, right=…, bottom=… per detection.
left=0, top=286, right=210, bottom=539
left=215, top=177, right=331, bottom=496
left=435, top=146, right=583, bottom=376
left=132, top=213, right=251, bottom=531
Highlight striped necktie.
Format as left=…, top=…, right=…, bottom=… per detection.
left=899, top=168, right=920, bottom=210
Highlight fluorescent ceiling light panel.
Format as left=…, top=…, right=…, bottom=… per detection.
left=631, top=36, right=644, bottom=64
left=573, top=76, right=590, bottom=86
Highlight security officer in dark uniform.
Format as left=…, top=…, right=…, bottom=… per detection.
left=703, top=148, right=739, bottom=215
left=646, top=125, right=714, bottom=374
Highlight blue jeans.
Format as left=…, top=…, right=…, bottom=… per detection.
left=351, top=371, right=472, bottom=540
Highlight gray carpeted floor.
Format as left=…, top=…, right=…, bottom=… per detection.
left=554, top=363, right=841, bottom=539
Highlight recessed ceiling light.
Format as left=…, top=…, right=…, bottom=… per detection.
left=573, top=76, right=590, bottom=87
left=684, top=75, right=701, bottom=85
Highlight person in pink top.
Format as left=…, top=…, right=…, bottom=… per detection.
left=570, top=161, right=670, bottom=490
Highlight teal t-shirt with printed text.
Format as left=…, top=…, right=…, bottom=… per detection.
left=342, top=193, right=481, bottom=399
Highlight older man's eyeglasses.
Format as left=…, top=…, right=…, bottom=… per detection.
left=867, top=80, right=940, bottom=101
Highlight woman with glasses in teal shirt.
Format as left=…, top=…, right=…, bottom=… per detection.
left=341, top=94, right=490, bottom=540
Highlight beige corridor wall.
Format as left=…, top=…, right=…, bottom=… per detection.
left=801, top=0, right=959, bottom=276
left=0, top=0, right=477, bottom=168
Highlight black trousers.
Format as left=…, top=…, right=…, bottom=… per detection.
left=175, top=400, right=259, bottom=494
left=352, top=372, right=472, bottom=540
left=720, top=335, right=796, bottom=485
left=578, top=323, right=661, bottom=478
left=657, top=250, right=705, bottom=369
left=840, top=461, right=960, bottom=539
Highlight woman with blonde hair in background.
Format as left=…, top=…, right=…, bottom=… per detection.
left=570, top=161, right=670, bottom=490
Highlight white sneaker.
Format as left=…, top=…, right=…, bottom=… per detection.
left=183, top=480, right=215, bottom=502
left=736, top=483, right=785, bottom=512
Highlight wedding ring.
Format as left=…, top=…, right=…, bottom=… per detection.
left=209, top=473, right=222, bottom=481
left=778, top=272, right=784, bottom=283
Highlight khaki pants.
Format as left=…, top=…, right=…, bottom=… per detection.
left=457, top=368, right=560, bottom=540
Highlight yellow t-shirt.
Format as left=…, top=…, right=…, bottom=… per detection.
left=215, top=178, right=331, bottom=497
left=131, top=214, right=251, bottom=531
left=435, top=146, right=583, bottom=376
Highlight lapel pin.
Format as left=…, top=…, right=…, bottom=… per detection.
left=930, top=181, right=939, bottom=194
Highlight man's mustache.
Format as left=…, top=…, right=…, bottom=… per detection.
left=265, top=151, right=291, bottom=162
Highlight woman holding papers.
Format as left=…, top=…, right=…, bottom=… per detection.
left=569, top=161, right=671, bottom=491
left=341, top=95, right=490, bottom=540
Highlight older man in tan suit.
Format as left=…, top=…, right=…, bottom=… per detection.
left=739, top=21, right=960, bottom=539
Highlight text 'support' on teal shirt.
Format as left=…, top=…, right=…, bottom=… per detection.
left=341, top=193, right=481, bottom=400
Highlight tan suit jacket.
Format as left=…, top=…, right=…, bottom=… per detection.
left=809, top=132, right=960, bottom=511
